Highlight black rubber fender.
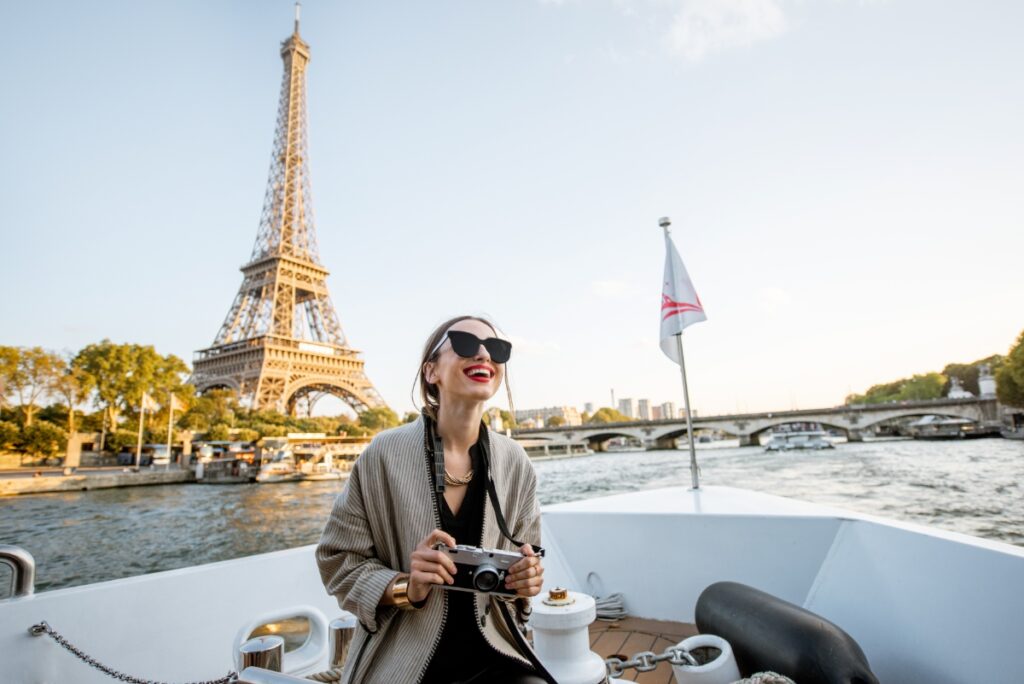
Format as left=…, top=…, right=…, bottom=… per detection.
left=695, top=581, right=879, bottom=684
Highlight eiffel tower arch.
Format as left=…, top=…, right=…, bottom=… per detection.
left=192, top=8, right=385, bottom=416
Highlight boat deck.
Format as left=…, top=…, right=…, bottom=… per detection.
left=587, top=617, right=698, bottom=682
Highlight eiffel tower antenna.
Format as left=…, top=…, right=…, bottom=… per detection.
left=192, top=7, right=386, bottom=415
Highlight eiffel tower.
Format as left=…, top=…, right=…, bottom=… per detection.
left=192, top=6, right=385, bottom=415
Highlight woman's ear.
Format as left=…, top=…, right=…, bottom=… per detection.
left=424, top=361, right=438, bottom=385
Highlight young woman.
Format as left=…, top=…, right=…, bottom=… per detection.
left=317, top=315, right=547, bottom=684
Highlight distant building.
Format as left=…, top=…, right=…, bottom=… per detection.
left=661, top=402, right=676, bottom=420
left=650, top=405, right=664, bottom=420
left=637, top=399, right=651, bottom=420
left=617, top=398, right=636, bottom=419
left=514, top=406, right=582, bottom=427
left=487, top=407, right=504, bottom=432
left=584, top=402, right=595, bottom=414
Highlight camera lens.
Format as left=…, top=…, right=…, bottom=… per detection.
left=472, top=564, right=500, bottom=592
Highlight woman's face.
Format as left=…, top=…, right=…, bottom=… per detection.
left=425, top=318, right=506, bottom=406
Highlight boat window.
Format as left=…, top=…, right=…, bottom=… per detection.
left=248, top=616, right=311, bottom=653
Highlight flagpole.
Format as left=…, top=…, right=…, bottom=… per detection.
left=166, top=396, right=175, bottom=470
left=675, top=333, right=700, bottom=490
left=661, top=217, right=701, bottom=490
left=134, top=401, right=145, bottom=470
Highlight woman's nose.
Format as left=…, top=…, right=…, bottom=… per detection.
left=475, top=344, right=491, bottom=360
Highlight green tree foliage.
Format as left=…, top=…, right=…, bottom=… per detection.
left=107, top=429, right=140, bottom=454
left=358, top=407, right=400, bottom=432
left=0, top=346, right=19, bottom=410
left=51, top=360, right=95, bottom=433
left=235, top=428, right=260, bottom=443
left=586, top=407, right=631, bottom=424
left=207, top=424, right=232, bottom=441
left=73, top=341, right=190, bottom=451
left=846, top=373, right=946, bottom=404
left=3, top=347, right=63, bottom=427
left=996, top=330, right=1024, bottom=408
left=403, top=411, right=419, bottom=424
left=182, top=389, right=239, bottom=432
left=20, top=421, right=68, bottom=457
left=0, top=421, right=19, bottom=450
left=546, top=415, right=566, bottom=427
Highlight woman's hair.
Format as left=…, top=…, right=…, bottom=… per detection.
left=414, top=314, right=515, bottom=423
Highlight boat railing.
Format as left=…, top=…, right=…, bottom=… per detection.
left=0, top=545, right=35, bottom=598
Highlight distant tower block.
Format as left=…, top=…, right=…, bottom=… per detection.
left=192, top=9, right=385, bottom=415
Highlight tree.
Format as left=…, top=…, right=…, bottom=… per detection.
left=0, top=421, right=19, bottom=450
left=51, top=359, right=95, bottom=434
left=997, top=330, right=1024, bottom=408
left=5, top=347, right=63, bottom=427
left=207, top=424, right=232, bottom=441
left=546, top=415, right=566, bottom=427
left=358, top=407, right=400, bottom=433
left=0, top=346, right=19, bottom=410
left=182, top=388, right=239, bottom=432
left=73, top=340, right=139, bottom=451
left=586, top=407, right=630, bottom=424
left=403, top=411, right=419, bottom=424
left=20, top=421, right=68, bottom=457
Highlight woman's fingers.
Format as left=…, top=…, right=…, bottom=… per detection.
left=411, top=555, right=455, bottom=584
left=420, top=529, right=456, bottom=550
left=505, top=558, right=544, bottom=596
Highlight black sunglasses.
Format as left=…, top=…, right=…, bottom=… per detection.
left=432, top=330, right=513, bottom=364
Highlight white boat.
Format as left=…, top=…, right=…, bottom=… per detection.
left=298, top=452, right=351, bottom=481
left=764, top=430, right=834, bottom=451
left=254, top=450, right=303, bottom=483
left=2, top=484, right=1022, bottom=683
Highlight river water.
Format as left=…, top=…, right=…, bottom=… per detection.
left=1, top=438, right=1021, bottom=593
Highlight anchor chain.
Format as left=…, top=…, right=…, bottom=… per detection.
left=29, top=621, right=238, bottom=684
left=605, top=645, right=699, bottom=678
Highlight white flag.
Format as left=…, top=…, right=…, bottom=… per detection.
left=140, top=393, right=159, bottom=412
left=168, top=394, right=185, bottom=412
left=659, top=230, right=707, bottom=364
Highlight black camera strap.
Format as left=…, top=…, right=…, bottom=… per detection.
left=424, top=414, right=543, bottom=557
left=477, top=423, right=545, bottom=558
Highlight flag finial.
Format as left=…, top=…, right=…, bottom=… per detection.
left=659, top=216, right=671, bottom=229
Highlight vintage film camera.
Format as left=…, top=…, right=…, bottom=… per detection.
left=436, top=544, right=522, bottom=596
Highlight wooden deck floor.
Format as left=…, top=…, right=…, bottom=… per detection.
left=587, top=617, right=698, bottom=683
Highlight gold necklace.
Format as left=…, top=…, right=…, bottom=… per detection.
left=444, top=468, right=474, bottom=487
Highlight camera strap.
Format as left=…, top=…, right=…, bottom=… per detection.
left=478, top=425, right=545, bottom=558
left=425, top=415, right=543, bottom=557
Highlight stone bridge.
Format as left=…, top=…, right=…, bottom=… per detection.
left=514, top=398, right=1003, bottom=450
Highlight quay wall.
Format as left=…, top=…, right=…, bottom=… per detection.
left=0, top=469, right=193, bottom=497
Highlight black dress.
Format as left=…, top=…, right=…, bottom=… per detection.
left=420, top=436, right=540, bottom=684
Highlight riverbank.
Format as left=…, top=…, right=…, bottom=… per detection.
left=0, top=468, right=193, bottom=496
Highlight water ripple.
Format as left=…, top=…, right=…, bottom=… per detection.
left=0, top=439, right=1021, bottom=592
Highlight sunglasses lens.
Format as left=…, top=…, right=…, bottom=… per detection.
left=446, top=331, right=512, bottom=363
left=484, top=339, right=512, bottom=363
left=447, top=331, right=479, bottom=358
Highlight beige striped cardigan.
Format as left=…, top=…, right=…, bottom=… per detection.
left=315, top=418, right=542, bottom=684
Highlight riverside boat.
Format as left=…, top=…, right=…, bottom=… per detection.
left=2, top=484, right=1022, bottom=683
left=763, top=430, right=834, bottom=451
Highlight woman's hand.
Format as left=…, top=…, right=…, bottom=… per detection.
left=407, top=529, right=458, bottom=603
left=504, top=544, right=544, bottom=597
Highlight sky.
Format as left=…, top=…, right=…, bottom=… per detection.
left=1, top=0, right=1022, bottom=418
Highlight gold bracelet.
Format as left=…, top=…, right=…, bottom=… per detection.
left=391, top=576, right=418, bottom=611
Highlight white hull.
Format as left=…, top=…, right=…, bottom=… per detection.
left=2, top=486, right=1022, bottom=683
